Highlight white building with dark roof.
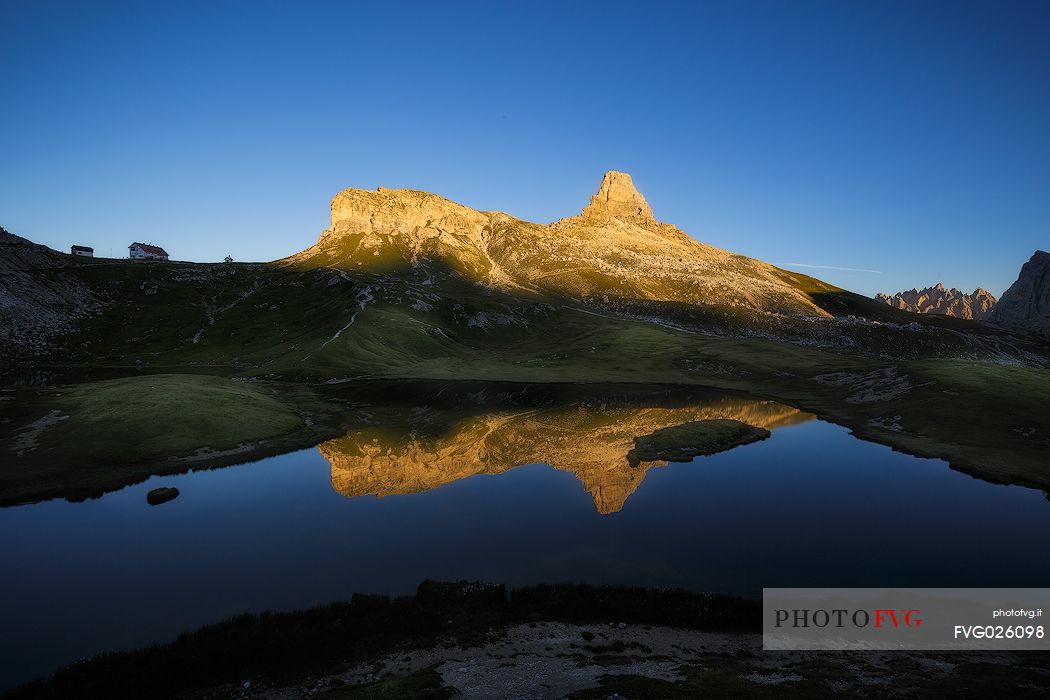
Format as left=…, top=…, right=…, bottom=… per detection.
left=129, top=242, right=169, bottom=260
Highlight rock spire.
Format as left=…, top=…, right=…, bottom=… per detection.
left=580, top=171, right=655, bottom=224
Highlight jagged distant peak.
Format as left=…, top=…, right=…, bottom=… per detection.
left=875, top=285, right=997, bottom=320
left=580, top=170, right=655, bottom=224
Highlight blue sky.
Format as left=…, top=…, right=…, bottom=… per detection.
left=2, top=0, right=1047, bottom=297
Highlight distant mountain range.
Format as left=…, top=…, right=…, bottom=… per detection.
left=875, top=285, right=997, bottom=320
left=875, top=251, right=1050, bottom=334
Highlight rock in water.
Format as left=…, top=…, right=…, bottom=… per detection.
left=874, top=284, right=996, bottom=320
left=147, top=487, right=179, bottom=506
left=986, top=251, right=1050, bottom=334
left=626, top=419, right=770, bottom=467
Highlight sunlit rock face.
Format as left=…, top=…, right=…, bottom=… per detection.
left=318, top=398, right=810, bottom=514
left=874, top=284, right=997, bottom=320
left=328, top=187, right=491, bottom=239
left=987, top=251, right=1050, bottom=334
left=283, top=172, right=842, bottom=318
left=579, top=171, right=655, bottom=224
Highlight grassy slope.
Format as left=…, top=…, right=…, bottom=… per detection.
left=4, top=258, right=1049, bottom=502
left=6, top=302, right=1047, bottom=503
left=0, top=375, right=329, bottom=505
left=18, top=258, right=367, bottom=369
left=503, top=324, right=1050, bottom=490
left=890, top=360, right=1050, bottom=484
left=287, top=302, right=1050, bottom=490
left=59, top=374, right=301, bottom=455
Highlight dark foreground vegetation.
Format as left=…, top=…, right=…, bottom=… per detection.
left=5, top=581, right=755, bottom=699
left=7, top=581, right=1049, bottom=700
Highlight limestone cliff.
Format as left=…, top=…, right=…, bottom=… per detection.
left=579, top=171, right=655, bottom=224
left=986, top=251, right=1050, bottom=334
left=285, top=172, right=844, bottom=319
left=875, top=284, right=996, bottom=320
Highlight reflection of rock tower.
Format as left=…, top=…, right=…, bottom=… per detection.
left=319, top=398, right=810, bottom=514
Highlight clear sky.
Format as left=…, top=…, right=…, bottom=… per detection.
left=2, top=0, right=1047, bottom=298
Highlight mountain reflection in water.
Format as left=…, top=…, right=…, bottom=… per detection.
left=6, top=384, right=1050, bottom=695
left=319, top=397, right=812, bottom=513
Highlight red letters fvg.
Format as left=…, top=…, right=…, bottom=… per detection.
left=874, top=609, right=922, bottom=628
left=773, top=608, right=922, bottom=629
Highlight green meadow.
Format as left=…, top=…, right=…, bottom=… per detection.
left=3, top=257, right=1048, bottom=505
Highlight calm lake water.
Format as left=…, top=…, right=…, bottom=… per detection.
left=2, top=394, right=1049, bottom=690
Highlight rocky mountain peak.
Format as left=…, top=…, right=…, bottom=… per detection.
left=286, top=172, right=841, bottom=320
left=580, top=171, right=655, bottom=224
left=986, top=250, right=1050, bottom=334
left=875, top=284, right=997, bottom=320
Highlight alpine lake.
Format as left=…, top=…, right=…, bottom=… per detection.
left=2, top=381, right=1048, bottom=691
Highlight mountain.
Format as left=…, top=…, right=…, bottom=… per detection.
left=0, top=172, right=1032, bottom=367
left=874, top=284, right=996, bottom=320
left=285, top=170, right=847, bottom=320
left=986, top=251, right=1050, bottom=334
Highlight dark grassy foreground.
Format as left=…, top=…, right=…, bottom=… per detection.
left=7, top=581, right=1049, bottom=700
left=565, top=655, right=1050, bottom=700
left=4, top=581, right=756, bottom=700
